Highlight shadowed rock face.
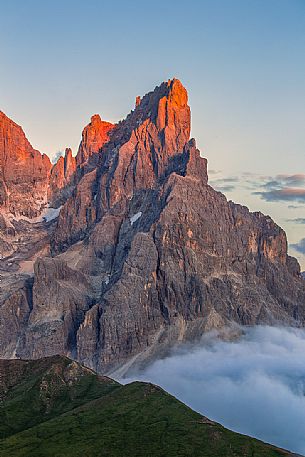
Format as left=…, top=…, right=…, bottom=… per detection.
left=0, top=79, right=305, bottom=375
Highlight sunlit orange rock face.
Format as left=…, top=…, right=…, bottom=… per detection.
left=76, top=115, right=114, bottom=167
left=52, top=78, right=200, bottom=250
left=100, top=78, right=193, bottom=210
left=0, top=111, right=51, bottom=217
left=49, top=148, right=76, bottom=206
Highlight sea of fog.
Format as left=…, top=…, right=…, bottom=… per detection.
left=120, top=326, right=305, bottom=455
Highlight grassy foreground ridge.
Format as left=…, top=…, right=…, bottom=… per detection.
left=0, top=355, right=297, bottom=457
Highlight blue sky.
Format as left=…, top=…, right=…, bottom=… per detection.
left=1, top=0, right=305, bottom=266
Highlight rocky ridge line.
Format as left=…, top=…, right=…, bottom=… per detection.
left=0, top=79, right=304, bottom=375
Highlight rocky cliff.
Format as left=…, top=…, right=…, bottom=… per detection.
left=49, top=148, right=76, bottom=206
left=0, top=111, right=51, bottom=218
left=0, top=79, right=304, bottom=374
left=76, top=114, right=114, bottom=168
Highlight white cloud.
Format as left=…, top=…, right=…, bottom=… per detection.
left=121, top=326, right=305, bottom=455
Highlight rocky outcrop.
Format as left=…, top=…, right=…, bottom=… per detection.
left=0, top=79, right=305, bottom=375
left=20, top=257, right=94, bottom=359
left=52, top=79, right=195, bottom=252
left=76, top=114, right=114, bottom=168
left=75, top=170, right=305, bottom=373
left=0, top=111, right=51, bottom=218
left=49, top=148, right=76, bottom=206
left=0, top=113, right=54, bottom=270
left=0, top=277, right=32, bottom=358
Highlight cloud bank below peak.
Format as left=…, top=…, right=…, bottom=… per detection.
left=122, top=326, right=305, bottom=455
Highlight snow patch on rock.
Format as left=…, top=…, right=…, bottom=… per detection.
left=130, top=212, right=142, bottom=226
left=40, top=206, right=62, bottom=222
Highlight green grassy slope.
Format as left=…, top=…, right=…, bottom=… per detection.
left=0, top=356, right=296, bottom=457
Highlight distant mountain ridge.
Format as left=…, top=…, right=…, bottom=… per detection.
left=0, top=355, right=299, bottom=456
left=0, top=79, right=304, bottom=374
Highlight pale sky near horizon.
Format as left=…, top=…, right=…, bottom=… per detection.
left=1, top=0, right=305, bottom=266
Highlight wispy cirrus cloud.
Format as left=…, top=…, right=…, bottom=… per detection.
left=215, top=184, right=236, bottom=192
left=275, top=174, right=305, bottom=186
left=252, top=174, right=305, bottom=203
left=254, top=187, right=305, bottom=203
left=210, top=171, right=305, bottom=204
left=209, top=176, right=239, bottom=193
left=288, top=205, right=304, bottom=209
left=286, top=218, right=305, bottom=224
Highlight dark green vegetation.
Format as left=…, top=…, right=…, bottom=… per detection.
left=0, top=356, right=296, bottom=457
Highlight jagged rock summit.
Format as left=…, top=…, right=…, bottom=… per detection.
left=0, top=79, right=304, bottom=375
left=76, top=114, right=114, bottom=167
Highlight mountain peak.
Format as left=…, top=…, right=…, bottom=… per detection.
left=167, top=77, right=188, bottom=103
left=1, top=80, right=305, bottom=385
left=90, top=113, right=102, bottom=124
left=111, top=78, right=191, bottom=163
left=76, top=114, right=114, bottom=167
